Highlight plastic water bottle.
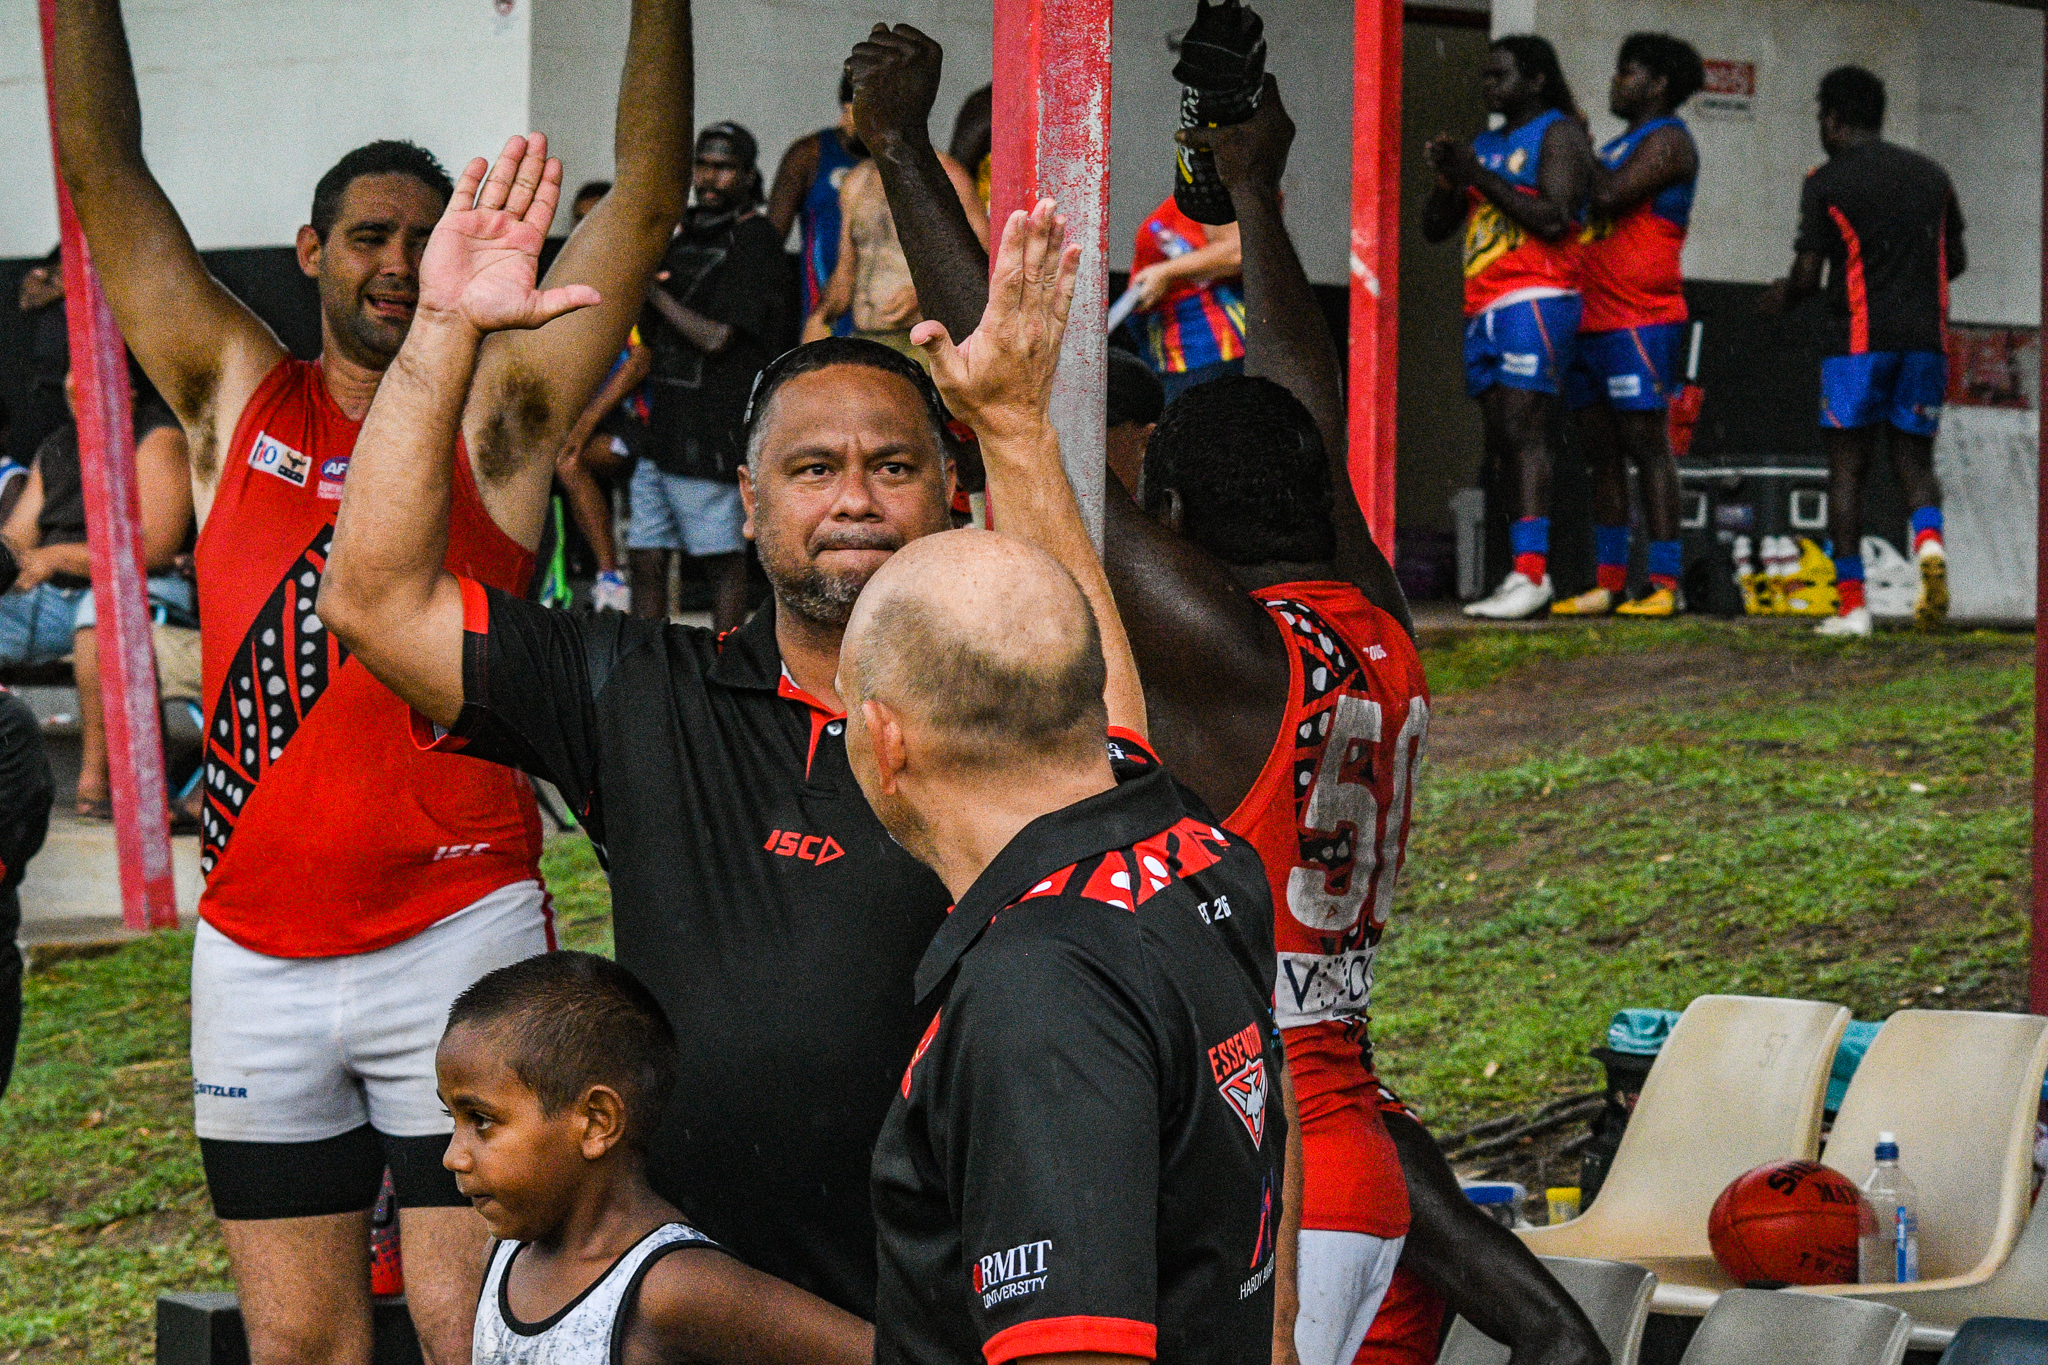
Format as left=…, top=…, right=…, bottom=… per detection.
left=1857, top=1132, right=1919, bottom=1284
left=1171, top=0, right=1267, bottom=225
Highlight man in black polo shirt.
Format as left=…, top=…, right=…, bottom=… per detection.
left=839, top=527, right=1284, bottom=1365
left=1762, top=65, right=1965, bottom=637
left=319, top=153, right=1143, bottom=1325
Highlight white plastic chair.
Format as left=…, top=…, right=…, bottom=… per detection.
left=1679, top=1287, right=1909, bottom=1365
left=1796, top=1010, right=2048, bottom=1352
left=1519, top=995, right=1850, bottom=1311
left=1436, top=1256, right=1656, bottom=1365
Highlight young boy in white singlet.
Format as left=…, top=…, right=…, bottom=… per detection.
left=439, top=954, right=872, bottom=1365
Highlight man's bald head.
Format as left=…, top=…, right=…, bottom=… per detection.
left=843, top=530, right=1107, bottom=769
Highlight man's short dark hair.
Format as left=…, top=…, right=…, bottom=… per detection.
left=1819, top=66, right=1885, bottom=131
left=1108, top=347, right=1165, bottom=429
left=574, top=180, right=613, bottom=205
left=1619, top=33, right=1706, bottom=109
left=445, top=952, right=677, bottom=1149
left=1144, top=375, right=1336, bottom=568
left=1493, top=35, right=1578, bottom=116
left=310, top=141, right=454, bottom=242
left=742, top=337, right=960, bottom=474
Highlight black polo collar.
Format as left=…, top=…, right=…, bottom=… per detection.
left=709, top=598, right=787, bottom=693
left=912, top=766, right=1187, bottom=1006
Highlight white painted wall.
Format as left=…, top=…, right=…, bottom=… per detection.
left=1, top=0, right=531, bottom=256
left=1514, top=0, right=2042, bottom=323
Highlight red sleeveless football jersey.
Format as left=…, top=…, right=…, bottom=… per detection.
left=194, top=359, right=542, bottom=957
left=1227, top=582, right=1429, bottom=1238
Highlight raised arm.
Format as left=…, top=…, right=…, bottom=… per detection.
left=1430, top=118, right=1590, bottom=243
left=844, top=25, right=992, bottom=343
left=49, top=0, right=288, bottom=491
left=917, top=202, right=1146, bottom=739
left=1180, top=79, right=1408, bottom=633
left=464, top=0, right=691, bottom=548
left=765, top=133, right=821, bottom=244
left=1587, top=124, right=1695, bottom=218
left=322, top=137, right=601, bottom=728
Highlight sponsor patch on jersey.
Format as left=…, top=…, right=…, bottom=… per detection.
left=1208, top=1021, right=1268, bottom=1146
left=764, top=829, right=845, bottom=865
left=1501, top=352, right=1540, bottom=378
left=316, top=456, right=351, bottom=500
left=1607, top=373, right=1644, bottom=400
left=971, top=1238, right=1052, bottom=1308
left=249, top=432, right=310, bottom=487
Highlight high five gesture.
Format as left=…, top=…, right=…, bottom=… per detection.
left=419, top=135, right=601, bottom=337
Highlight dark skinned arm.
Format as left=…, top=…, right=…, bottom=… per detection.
left=622, top=1247, right=873, bottom=1365
left=646, top=282, right=735, bottom=355
left=1384, top=1111, right=1609, bottom=1365
left=1420, top=151, right=1468, bottom=244
left=1431, top=118, right=1591, bottom=242
left=1183, top=79, right=1410, bottom=640
left=765, top=133, right=821, bottom=244
left=557, top=343, right=651, bottom=460
left=1588, top=124, right=1695, bottom=218
left=843, top=23, right=991, bottom=343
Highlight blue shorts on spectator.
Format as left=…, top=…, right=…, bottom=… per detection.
left=0, top=583, right=88, bottom=667
left=627, top=460, right=746, bottom=558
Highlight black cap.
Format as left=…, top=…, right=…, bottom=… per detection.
left=698, top=121, right=759, bottom=169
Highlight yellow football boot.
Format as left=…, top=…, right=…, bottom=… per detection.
left=1615, top=586, right=1682, bottom=617
left=1915, top=551, right=1949, bottom=630
left=1549, top=587, right=1615, bottom=616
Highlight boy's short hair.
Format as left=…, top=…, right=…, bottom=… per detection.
left=1819, top=66, right=1885, bottom=131
left=446, top=952, right=677, bottom=1149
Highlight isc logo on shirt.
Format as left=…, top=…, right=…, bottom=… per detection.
left=249, top=432, right=310, bottom=487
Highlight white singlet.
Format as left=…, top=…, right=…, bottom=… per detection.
left=473, top=1221, right=718, bottom=1365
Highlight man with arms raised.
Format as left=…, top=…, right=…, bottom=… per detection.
left=48, top=2, right=691, bottom=1360
left=846, top=35, right=1609, bottom=1365
left=316, top=132, right=1147, bottom=1330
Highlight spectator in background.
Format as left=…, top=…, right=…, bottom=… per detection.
left=0, top=540, right=54, bottom=1093
left=767, top=75, right=869, bottom=323
left=1105, top=345, right=1165, bottom=497
left=0, top=373, right=194, bottom=818
left=948, top=83, right=992, bottom=211
left=1761, top=65, right=1965, bottom=637
left=1423, top=35, right=1593, bottom=621
left=636, top=122, right=797, bottom=631
left=1553, top=32, right=1704, bottom=620
left=801, top=120, right=986, bottom=359
left=14, top=249, right=68, bottom=469
left=1127, top=195, right=1246, bottom=403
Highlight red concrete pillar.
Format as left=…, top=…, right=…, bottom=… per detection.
left=1348, top=0, right=1402, bottom=554
left=991, top=0, right=1114, bottom=540
left=38, top=0, right=179, bottom=932
left=2033, top=11, right=2048, bottom=1014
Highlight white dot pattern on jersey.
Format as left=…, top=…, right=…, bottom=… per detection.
left=473, top=1222, right=716, bottom=1365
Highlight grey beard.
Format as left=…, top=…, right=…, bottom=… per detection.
left=773, top=564, right=866, bottom=628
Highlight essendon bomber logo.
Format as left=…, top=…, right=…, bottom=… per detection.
left=1208, top=1022, right=1268, bottom=1147
left=971, top=1239, right=1052, bottom=1309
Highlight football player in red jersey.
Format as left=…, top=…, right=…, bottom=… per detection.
left=844, top=30, right=1612, bottom=1364
left=48, top=1, right=691, bottom=1361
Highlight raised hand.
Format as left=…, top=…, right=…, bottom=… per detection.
left=846, top=23, right=944, bottom=149
left=911, top=198, right=1079, bottom=445
left=1177, top=74, right=1295, bottom=197
left=418, top=134, right=601, bottom=335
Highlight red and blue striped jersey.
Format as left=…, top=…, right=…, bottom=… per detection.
left=1131, top=198, right=1246, bottom=374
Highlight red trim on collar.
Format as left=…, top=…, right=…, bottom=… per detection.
left=778, top=671, right=847, bottom=778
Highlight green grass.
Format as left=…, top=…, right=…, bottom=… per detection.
left=0, top=621, right=2033, bottom=1359
left=1375, top=625, right=2034, bottom=1133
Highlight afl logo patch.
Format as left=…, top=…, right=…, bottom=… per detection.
left=249, top=432, right=310, bottom=487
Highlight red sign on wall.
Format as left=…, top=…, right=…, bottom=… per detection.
left=1698, top=59, right=1756, bottom=119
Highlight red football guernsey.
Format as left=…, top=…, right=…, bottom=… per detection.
left=1227, top=581, right=1430, bottom=1239
left=194, top=358, right=542, bottom=958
